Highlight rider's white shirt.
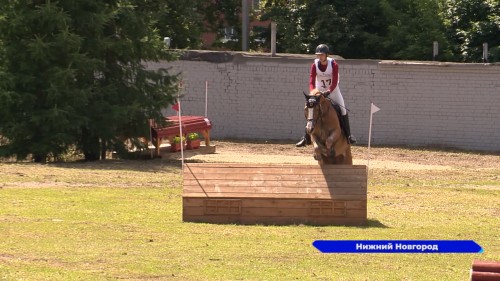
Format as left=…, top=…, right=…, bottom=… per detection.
left=314, top=58, right=335, bottom=92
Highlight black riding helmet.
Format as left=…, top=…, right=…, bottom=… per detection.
left=315, top=44, right=329, bottom=55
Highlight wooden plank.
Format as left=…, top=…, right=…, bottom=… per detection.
left=471, top=272, right=500, bottom=281
left=184, top=164, right=366, bottom=175
left=184, top=164, right=366, bottom=176
left=183, top=178, right=366, bottom=187
left=183, top=192, right=365, bottom=200
left=183, top=173, right=367, bottom=182
left=472, top=260, right=500, bottom=274
left=183, top=198, right=367, bottom=209
left=183, top=178, right=366, bottom=188
left=183, top=206, right=366, bottom=218
left=184, top=163, right=365, bottom=169
left=183, top=186, right=367, bottom=196
left=182, top=215, right=366, bottom=226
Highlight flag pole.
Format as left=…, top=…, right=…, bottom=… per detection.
left=205, top=80, right=208, bottom=117
left=367, top=103, right=380, bottom=169
left=149, top=119, right=154, bottom=159
left=177, top=96, right=184, bottom=172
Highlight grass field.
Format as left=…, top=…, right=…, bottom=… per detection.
left=0, top=141, right=499, bottom=280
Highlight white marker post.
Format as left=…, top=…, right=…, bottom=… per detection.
left=177, top=97, right=184, bottom=173
left=367, top=103, right=380, bottom=168
left=205, top=80, right=208, bottom=117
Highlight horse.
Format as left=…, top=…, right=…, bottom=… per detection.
left=303, top=92, right=352, bottom=165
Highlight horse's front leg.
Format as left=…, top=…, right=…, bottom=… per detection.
left=325, top=129, right=341, bottom=156
left=308, top=134, right=323, bottom=164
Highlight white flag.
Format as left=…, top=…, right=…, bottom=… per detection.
left=371, top=103, right=380, bottom=114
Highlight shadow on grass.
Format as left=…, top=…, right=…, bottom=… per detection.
left=0, top=157, right=182, bottom=173
left=183, top=218, right=388, bottom=228
left=359, top=218, right=388, bottom=228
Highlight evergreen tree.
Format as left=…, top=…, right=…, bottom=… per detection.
left=0, top=0, right=178, bottom=161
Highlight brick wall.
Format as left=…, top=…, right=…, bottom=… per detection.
left=146, top=51, right=500, bottom=152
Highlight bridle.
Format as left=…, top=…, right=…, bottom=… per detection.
left=305, top=92, right=332, bottom=134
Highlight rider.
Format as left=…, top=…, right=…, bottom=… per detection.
left=296, top=44, right=357, bottom=147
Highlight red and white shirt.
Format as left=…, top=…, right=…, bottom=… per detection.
left=309, top=57, right=339, bottom=92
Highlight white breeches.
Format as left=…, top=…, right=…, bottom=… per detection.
left=330, top=87, right=347, bottom=115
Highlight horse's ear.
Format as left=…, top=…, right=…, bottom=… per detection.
left=303, top=92, right=309, bottom=100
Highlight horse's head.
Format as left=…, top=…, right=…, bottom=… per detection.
left=303, top=92, right=329, bottom=134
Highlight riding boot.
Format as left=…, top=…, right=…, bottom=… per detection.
left=341, top=114, right=357, bottom=144
left=295, top=132, right=311, bottom=147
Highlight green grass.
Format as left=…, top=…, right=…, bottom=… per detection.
left=0, top=156, right=499, bottom=281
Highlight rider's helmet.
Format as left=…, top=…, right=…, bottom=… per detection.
left=315, top=44, right=330, bottom=55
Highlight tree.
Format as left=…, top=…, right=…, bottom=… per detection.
left=378, top=0, right=454, bottom=61
left=0, top=0, right=178, bottom=161
left=443, top=0, right=500, bottom=62
left=146, top=0, right=204, bottom=49
left=258, top=0, right=453, bottom=60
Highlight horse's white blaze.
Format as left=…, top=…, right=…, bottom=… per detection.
left=307, top=108, right=314, bottom=120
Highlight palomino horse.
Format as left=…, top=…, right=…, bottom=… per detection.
left=303, top=92, right=352, bottom=165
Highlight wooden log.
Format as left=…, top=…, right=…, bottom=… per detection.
left=470, top=271, right=500, bottom=281
left=472, top=260, right=500, bottom=273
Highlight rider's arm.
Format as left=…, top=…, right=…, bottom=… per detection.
left=328, top=60, right=339, bottom=92
left=309, top=63, right=316, bottom=92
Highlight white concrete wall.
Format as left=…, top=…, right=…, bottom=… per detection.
left=146, top=52, right=500, bottom=152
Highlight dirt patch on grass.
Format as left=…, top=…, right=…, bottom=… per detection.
left=1, top=139, right=498, bottom=189
left=182, top=140, right=500, bottom=171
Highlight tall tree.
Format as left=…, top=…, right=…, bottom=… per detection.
left=378, top=0, right=453, bottom=61
left=443, top=0, right=499, bottom=62
left=258, top=0, right=454, bottom=60
left=147, top=0, right=204, bottom=49
left=0, top=0, right=178, bottom=161
left=258, top=0, right=314, bottom=53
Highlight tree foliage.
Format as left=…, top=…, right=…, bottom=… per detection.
left=258, top=0, right=450, bottom=59
left=257, top=0, right=497, bottom=62
left=443, top=0, right=500, bottom=62
left=0, top=0, right=497, bottom=161
left=0, top=0, right=178, bottom=161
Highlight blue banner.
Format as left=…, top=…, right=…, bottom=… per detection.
left=313, top=240, right=483, bottom=254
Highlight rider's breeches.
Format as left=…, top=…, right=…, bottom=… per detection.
left=330, top=87, right=347, bottom=116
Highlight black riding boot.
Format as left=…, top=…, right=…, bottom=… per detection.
left=295, top=131, right=311, bottom=147
left=342, top=114, right=357, bottom=144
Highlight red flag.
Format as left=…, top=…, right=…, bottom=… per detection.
left=171, top=102, right=179, bottom=111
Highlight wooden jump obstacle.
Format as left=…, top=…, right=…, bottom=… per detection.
left=182, top=163, right=368, bottom=226
left=471, top=260, right=500, bottom=281
left=150, top=116, right=212, bottom=156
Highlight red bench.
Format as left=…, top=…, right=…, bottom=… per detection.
left=150, top=116, right=212, bottom=156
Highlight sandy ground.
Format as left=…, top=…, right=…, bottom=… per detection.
left=169, top=139, right=500, bottom=171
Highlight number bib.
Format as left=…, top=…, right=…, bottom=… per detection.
left=314, top=58, right=334, bottom=91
